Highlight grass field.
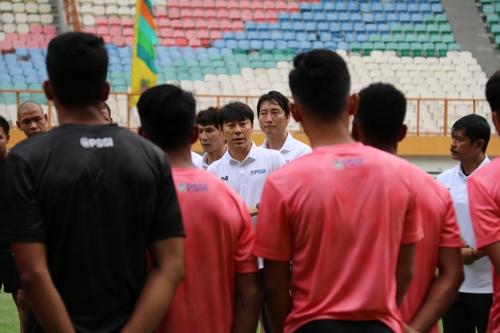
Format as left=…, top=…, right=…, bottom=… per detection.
left=0, top=288, right=20, bottom=333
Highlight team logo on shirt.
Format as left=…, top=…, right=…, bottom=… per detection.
left=334, top=158, right=364, bottom=170
left=80, top=137, right=114, bottom=149
left=178, top=183, right=208, bottom=192
left=250, top=169, right=266, bottom=175
left=221, top=176, right=229, bottom=181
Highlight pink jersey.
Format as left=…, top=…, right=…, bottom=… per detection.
left=155, top=168, right=258, bottom=333
left=400, top=176, right=461, bottom=333
left=468, top=157, right=500, bottom=333
left=253, top=143, right=425, bottom=333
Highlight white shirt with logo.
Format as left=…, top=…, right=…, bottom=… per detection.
left=260, top=132, right=312, bottom=163
left=191, top=151, right=202, bottom=166
left=195, top=148, right=227, bottom=170
left=437, top=156, right=492, bottom=294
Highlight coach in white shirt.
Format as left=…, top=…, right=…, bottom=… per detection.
left=437, top=114, right=493, bottom=333
left=257, top=91, right=311, bottom=163
left=207, top=101, right=285, bottom=221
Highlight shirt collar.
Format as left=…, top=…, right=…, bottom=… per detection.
left=262, top=132, right=292, bottom=153
left=458, top=155, right=490, bottom=178
left=226, top=141, right=257, bottom=164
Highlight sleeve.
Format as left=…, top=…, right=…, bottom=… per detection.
left=234, top=197, right=259, bottom=273
left=0, top=154, right=45, bottom=242
left=438, top=187, right=462, bottom=248
left=148, top=155, right=185, bottom=244
left=401, top=168, right=425, bottom=244
left=296, top=146, right=312, bottom=159
left=468, top=175, right=500, bottom=250
left=253, top=179, right=292, bottom=261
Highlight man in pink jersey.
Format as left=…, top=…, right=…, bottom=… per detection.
left=254, top=49, right=424, bottom=333
left=137, top=84, right=261, bottom=333
left=468, top=70, right=500, bottom=333
left=352, top=83, right=464, bottom=333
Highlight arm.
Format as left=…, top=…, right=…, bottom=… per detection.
left=408, top=247, right=464, bottom=333
left=248, top=206, right=258, bottom=217
left=232, top=272, right=261, bottom=333
left=262, top=260, right=291, bottom=333
left=396, top=243, right=416, bottom=307
left=121, top=237, right=184, bottom=333
left=462, top=247, right=488, bottom=265
left=11, top=242, right=76, bottom=333
left=482, top=241, right=500, bottom=280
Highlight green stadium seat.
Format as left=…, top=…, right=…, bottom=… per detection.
left=423, top=43, right=436, bottom=57
left=491, top=24, right=500, bottom=36
left=228, top=67, right=241, bottom=75
left=436, top=43, right=448, bottom=57
left=232, top=49, right=247, bottom=55
left=259, top=49, right=273, bottom=55
left=361, top=42, right=374, bottom=55
left=163, top=67, right=176, bottom=74
left=251, top=61, right=264, bottom=68
left=480, top=0, right=492, bottom=4
left=177, top=66, right=189, bottom=74
left=448, top=43, right=461, bottom=52
left=163, top=72, right=177, bottom=80
left=390, top=23, right=403, bottom=34
left=393, top=34, right=405, bottom=43
left=215, top=67, right=229, bottom=74
left=173, top=59, right=186, bottom=67
left=415, top=24, right=427, bottom=35
left=209, top=54, right=222, bottom=61
left=261, top=54, right=274, bottom=61
left=430, top=35, right=443, bottom=43
left=442, top=35, right=455, bottom=44
left=248, top=54, right=261, bottom=61
left=369, top=34, right=382, bottom=42
left=226, top=60, right=239, bottom=68
left=110, top=72, right=124, bottom=79
left=235, top=54, right=248, bottom=61
left=402, top=24, right=414, bottom=34
left=495, top=35, right=500, bottom=46
left=487, top=15, right=500, bottom=25
left=374, top=42, right=386, bottom=51
left=483, top=5, right=495, bottom=14
left=387, top=42, right=399, bottom=52
left=439, top=24, right=452, bottom=35
left=239, top=61, right=252, bottom=68
left=178, top=73, right=191, bottom=80
left=189, top=67, right=202, bottom=75
left=200, top=60, right=212, bottom=68
left=435, top=14, right=448, bottom=24
left=495, top=3, right=500, bottom=12
left=201, top=67, right=216, bottom=74
left=212, top=60, right=225, bottom=68
left=381, top=35, right=394, bottom=43
left=411, top=43, right=423, bottom=56
left=264, top=61, right=277, bottom=68
left=28, top=83, right=42, bottom=90
left=406, top=34, right=418, bottom=43
left=398, top=42, right=411, bottom=56
left=427, top=24, right=439, bottom=35
left=272, top=49, right=286, bottom=55
left=349, top=42, right=361, bottom=53
left=113, top=85, right=127, bottom=93
left=186, top=60, right=199, bottom=68
left=283, top=49, right=296, bottom=55
left=223, top=54, right=235, bottom=61
left=273, top=54, right=287, bottom=61
left=191, top=73, right=204, bottom=81
left=286, top=54, right=295, bottom=61
left=423, top=15, right=435, bottom=25
left=418, top=35, right=430, bottom=43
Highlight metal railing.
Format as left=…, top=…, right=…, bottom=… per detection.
left=0, top=90, right=492, bottom=136
left=62, top=0, right=82, bottom=32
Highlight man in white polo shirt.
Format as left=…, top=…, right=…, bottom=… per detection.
left=437, top=114, right=493, bottom=333
left=257, top=91, right=311, bottom=163
left=195, top=107, right=227, bottom=169
left=208, top=101, right=285, bottom=219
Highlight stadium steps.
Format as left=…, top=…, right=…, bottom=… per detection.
left=440, top=0, right=500, bottom=76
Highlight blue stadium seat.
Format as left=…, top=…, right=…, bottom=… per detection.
left=314, top=13, right=326, bottom=22
left=281, top=22, right=293, bottom=31
left=283, top=32, right=296, bottom=40
left=0, top=68, right=8, bottom=76
left=330, top=23, right=341, bottom=37
left=351, top=13, right=362, bottom=23
left=28, top=48, right=42, bottom=56
left=259, top=31, right=271, bottom=40
left=395, top=3, right=407, bottom=11
left=346, top=2, right=358, bottom=11
left=326, top=13, right=338, bottom=22
left=374, top=13, right=386, bottom=23
left=269, top=23, right=280, bottom=31
left=19, top=62, right=33, bottom=70
left=387, top=13, right=399, bottom=24
left=360, top=3, right=371, bottom=13
left=341, top=23, right=354, bottom=33
left=318, top=22, right=329, bottom=31
left=250, top=40, right=263, bottom=50
left=291, top=13, right=302, bottom=22
left=311, top=3, right=323, bottom=12
left=399, top=13, right=411, bottom=23
left=214, top=40, right=225, bottom=48
left=336, top=3, right=348, bottom=12
left=263, top=41, right=275, bottom=49
left=411, top=14, right=423, bottom=24
left=293, top=22, right=305, bottom=31
left=419, top=4, right=431, bottom=14
left=248, top=31, right=259, bottom=40
left=299, top=41, right=312, bottom=52
left=223, top=32, right=235, bottom=40
left=160, top=58, right=173, bottom=67
left=296, top=32, right=307, bottom=41
left=324, top=3, right=335, bottom=12
left=345, top=33, right=356, bottom=42
left=305, top=22, right=317, bottom=32
left=354, top=23, right=366, bottom=33
left=299, top=2, right=311, bottom=11
left=0, top=75, right=10, bottom=83
left=235, top=32, right=246, bottom=40
left=195, top=47, right=207, bottom=54
left=278, top=12, right=290, bottom=21
left=245, top=22, right=257, bottom=31
left=363, top=14, right=374, bottom=23
left=26, top=76, right=39, bottom=84
left=9, top=68, right=22, bottom=76
left=312, top=41, right=324, bottom=49
left=431, top=4, right=443, bottom=13
left=324, top=42, right=337, bottom=51
left=303, top=12, right=314, bottom=22
left=238, top=40, right=250, bottom=50
left=220, top=48, right=232, bottom=56
left=383, top=3, right=396, bottom=13
left=271, top=31, right=284, bottom=40
left=288, top=40, right=299, bottom=51
left=197, top=53, right=209, bottom=61
left=320, top=32, right=332, bottom=42
left=339, top=13, right=350, bottom=22
left=256, top=22, right=268, bottom=31
left=12, top=76, right=26, bottom=84
left=372, top=3, right=383, bottom=12
left=276, top=40, right=287, bottom=50
left=378, top=24, right=390, bottom=34
left=407, top=4, right=419, bottom=13
left=337, top=42, right=349, bottom=51
left=4, top=54, right=16, bottom=63
left=121, top=58, right=132, bottom=65
left=366, top=24, right=377, bottom=33
left=357, top=34, right=369, bottom=42
left=307, top=33, right=316, bottom=41
left=105, top=44, right=117, bottom=51
left=207, top=47, right=219, bottom=55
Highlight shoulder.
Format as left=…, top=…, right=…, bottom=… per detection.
left=207, top=156, right=225, bottom=173
left=471, top=158, right=500, bottom=184
left=291, top=137, right=312, bottom=151
left=436, top=165, right=459, bottom=183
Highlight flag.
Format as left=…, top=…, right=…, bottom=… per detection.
left=130, top=0, right=159, bottom=106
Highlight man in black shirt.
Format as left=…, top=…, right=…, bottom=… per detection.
left=0, top=32, right=185, bottom=333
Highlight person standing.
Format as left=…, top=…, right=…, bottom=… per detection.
left=16, top=101, right=47, bottom=138
left=437, top=114, right=493, bottom=333
left=195, top=107, right=226, bottom=169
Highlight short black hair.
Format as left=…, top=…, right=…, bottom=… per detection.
left=102, top=102, right=111, bottom=117
left=486, top=70, right=500, bottom=113
left=452, top=114, right=491, bottom=153
left=196, top=107, right=219, bottom=127
left=289, top=49, right=350, bottom=120
left=0, top=115, right=9, bottom=137
left=256, top=91, right=290, bottom=117
left=138, top=84, right=196, bottom=151
left=355, top=83, right=407, bottom=144
left=46, top=32, right=108, bottom=107
left=217, top=102, right=254, bottom=128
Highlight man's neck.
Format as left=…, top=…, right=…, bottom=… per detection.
left=164, top=148, right=196, bottom=169
left=0, top=149, right=9, bottom=162
left=265, top=131, right=288, bottom=151
left=302, top=118, right=355, bottom=148
left=365, top=140, right=398, bottom=155
left=461, top=154, right=486, bottom=176
left=206, top=146, right=226, bottom=165
left=228, top=142, right=252, bottom=162
left=56, top=105, right=109, bottom=126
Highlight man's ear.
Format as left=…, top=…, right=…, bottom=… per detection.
left=6, top=134, right=10, bottom=144
left=347, top=93, right=359, bottom=117
left=493, top=111, right=500, bottom=135
left=398, top=124, right=407, bottom=143
left=43, top=80, right=53, bottom=101
left=101, top=82, right=110, bottom=103
left=138, top=126, right=147, bottom=139
left=190, top=125, right=199, bottom=144
left=289, top=101, right=302, bottom=123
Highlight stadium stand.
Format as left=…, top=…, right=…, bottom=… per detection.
left=477, top=0, right=500, bottom=48
left=0, top=0, right=493, bottom=133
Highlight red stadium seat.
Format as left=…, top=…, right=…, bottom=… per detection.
left=228, top=1, right=239, bottom=10
left=45, top=34, right=56, bottom=42
left=288, top=2, right=299, bottom=13
left=207, top=20, right=219, bottom=29
left=254, top=11, right=266, bottom=22
left=29, top=24, right=43, bottom=34
left=39, top=40, right=49, bottom=48
left=180, top=8, right=193, bottom=19
left=240, top=1, right=251, bottom=10
left=263, top=1, right=275, bottom=10
left=95, top=17, right=108, bottom=27
left=5, top=33, right=18, bottom=42
left=1, top=41, right=13, bottom=53
left=19, top=34, right=31, bottom=42
left=266, top=11, right=278, bottom=22
left=123, top=28, right=134, bottom=36
left=158, top=18, right=171, bottom=28
left=205, top=9, right=217, bottom=20
left=13, top=41, right=25, bottom=48
left=159, top=28, right=173, bottom=37
left=32, top=34, right=45, bottom=42
left=162, top=38, right=175, bottom=46
left=173, top=30, right=185, bottom=38
left=97, top=27, right=109, bottom=36
left=276, top=1, right=287, bottom=12
left=83, top=27, right=97, bottom=34
left=169, top=8, right=180, bottom=19
left=125, top=37, right=134, bottom=46
left=197, top=30, right=209, bottom=39
left=110, top=27, right=122, bottom=36
left=220, top=20, right=232, bottom=31
left=112, top=36, right=125, bottom=47
left=229, top=9, right=241, bottom=21
left=203, top=0, right=215, bottom=10
left=183, top=19, right=195, bottom=30
left=252, top=2, right=263, bottom=10
left=171, top=19, right=183, bottom=30
left=156, top=9, right=168, bottom=18
left=195, top=19, right=207, bottom=29
left=108, top=17, right=121, bottom=27
left=192, top=0, right=203, bottom=9
left=43, top=26, right=56, bottom=34
left=186, top=30, right=197, bottom=39
left=193, top=9, right=205, bottom=19
left=167, top=0, right=179, bottom=8
left=232, top=21, right=245, bottom=31
left=215, top=0, right=226, bottom=10
left=189, top=39, right=201, bottom=48
left=26, top=41, right=39, bottom=48
left=242, top=10, right=253, bottom=21
left=121, top=17, right=134, bottom=27
left=179, top=1, right=191, bottom=8
left=175, top=37, right=188, bottom=47
left=210, top=30, right=222, bottom=39
left=218, top=9, right=229, bottom=20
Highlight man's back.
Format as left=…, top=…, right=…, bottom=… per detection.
left=0, top=124, right=183, bottom=333
left=156, top=168, right=258, bottom=333
left=399, top=176, right=461, bottom=332
left=254, top=143, right=424, bottom=333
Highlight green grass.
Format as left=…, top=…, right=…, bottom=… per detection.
left=0, top=288, right=20, bottom=333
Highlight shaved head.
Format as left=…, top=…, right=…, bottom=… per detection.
left=16, top=101, right=48, bottom=138
left=17, top=101, right=44, bottom=119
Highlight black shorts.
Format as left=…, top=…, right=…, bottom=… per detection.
left=0, top=255, right=21, bottom=293
left=296, top=320, right=393, bottom=333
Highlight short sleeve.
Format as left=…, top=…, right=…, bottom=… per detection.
left=438, top=187, right=462, bottom=248
left=401, top=169, right=425, bottom=244
left=234, top=198, right=259, bottom=273
left=253, top=179, right=292, bottom=261
left=469, top=175, right=500, bottom=250
left=0, top=154, right=45, bottom=242
left=149, top=155, right=184, bottom=244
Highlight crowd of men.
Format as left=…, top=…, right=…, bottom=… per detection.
left=1, top=31, right=500, bottom=333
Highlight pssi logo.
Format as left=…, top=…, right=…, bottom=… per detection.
left=221, top=176, right=229, bottom=181
left=80, top=137, right=114, bottom=149
left=333, top=158, right=364, bottom=170
left=250, top=169, right=266, bottom=175
left=178, top=183, right=208, bottom=192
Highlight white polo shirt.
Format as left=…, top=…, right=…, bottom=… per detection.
left=207, top=141, right=286, bottom=225
left=437, top=156, right=492, bottom=294
left=191, top=151, right=202, bottom=166
left=260, top=132, right=312, bottom=164
left=194, top=148, right=227, bottom=170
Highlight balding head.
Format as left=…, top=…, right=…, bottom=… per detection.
left=17, top=101, right=48, bottom=138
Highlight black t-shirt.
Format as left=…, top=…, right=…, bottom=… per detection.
left=0, top=124, right=184, bottom=333
left=0, top=158, right=12, bottom=258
